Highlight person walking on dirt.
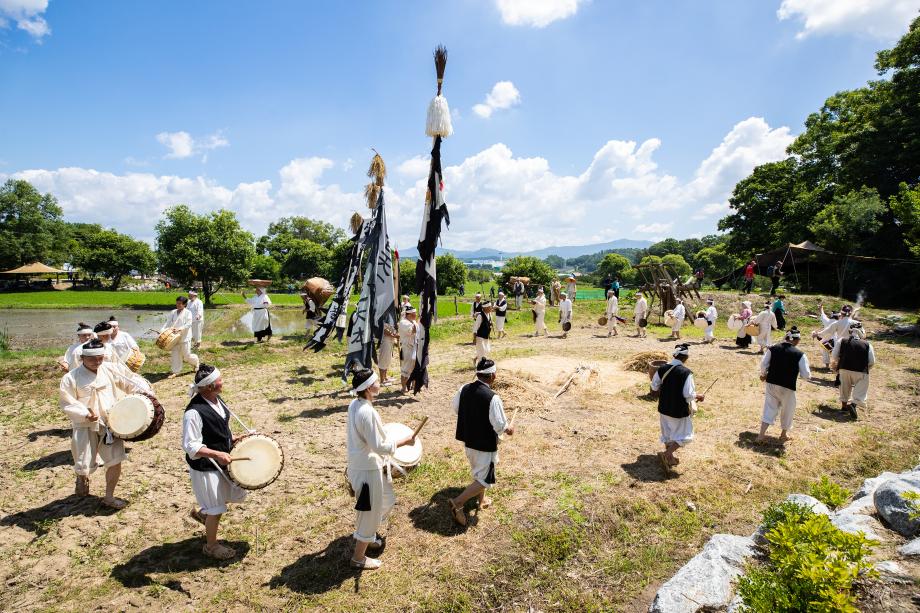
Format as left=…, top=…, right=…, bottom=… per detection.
left=651, top=344, right=704, bottom=472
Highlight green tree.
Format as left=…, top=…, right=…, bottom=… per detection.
left=280, top=240, right=333, bottom=280
left=809, top=188, right=885, bottom=255
left=258, top=217, right=346, bottom=251
left=71, top=226, right=157, bottom=290
left=256, top=216, right=348, bottom=281
left=597, top=253, right=632, bottom=281
left=435, top=253, right=466, bottom=294
left=155, top=205, right=255, bottom=306
left=0, top=179, right=68, bottom=269
left=397, top=258, right=416, bottom=296
left=694, top=242, right=743, bottom=279
left=250, top=253, right=282, bottom=284
left=500, top=256, right=555, bottom=290
left=890, top=183, right=920, bottom=256
left=638, top=255, right=662, bottom=267
left=544, top=254, right=565, bottom=269
left=662, top=254, right=692, bottom=278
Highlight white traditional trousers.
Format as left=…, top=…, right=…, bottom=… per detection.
left=349, top=467, right=395, bottom=543
left=171, top=341, right=200, bottom=374
left=191, top=320, right=203, bottom=344
left=839, top=369, right=870, bottom=409
left=71, top=428, right=127, bottom=476
left=534, top=312, right=547, bottom=336
left=762, top=383, right=797, bottom=431
left=495, top=316, right=505, bottom=332
left=475, top=337, right=490, bottom=362
left=189, top=467, right=247, bottom=515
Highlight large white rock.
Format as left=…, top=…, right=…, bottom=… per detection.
left=897, top=537, right=920, bottom=556
left=784, top=493, right=831, bottom=516
left=829, top=510, right=886, bottom=541
left=649, top=534, right=755, bottom=613
left=855, top=472, right=900, bottom=500
left=874, top=474, right=920, bottom=537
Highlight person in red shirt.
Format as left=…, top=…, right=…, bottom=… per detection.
left=742, top=260, right=756, bottom=293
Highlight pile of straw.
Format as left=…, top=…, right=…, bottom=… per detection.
left=622, top=351, right=670, bottom=373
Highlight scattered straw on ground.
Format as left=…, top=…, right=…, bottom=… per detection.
left=622, top=351, right=670, bottom=373
left=500, top=355, right=646, bottom=396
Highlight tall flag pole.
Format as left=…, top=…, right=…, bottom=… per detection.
left=408, top=45, right=452, bottom=394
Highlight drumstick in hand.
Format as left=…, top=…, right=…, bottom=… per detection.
left=228, top=457, right=251, bottom=462
left=411, top=416, right=429, bottom=440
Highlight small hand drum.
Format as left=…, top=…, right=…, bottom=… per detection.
left=597, top=316, right=608, bottom=326
left=155, top=329, right=182, bottom=351
left=107, top=393, right=165, bottom=441
left=694, top=317, right=709, bottom=329
left=125, top=348, right=146, bottom=373
left=228, top=433, right=285, bottom=490
left=727, top=314, right=743, bottom=331
left=562, top=321, right=572, bottom=332
left=384, top=422, right=422, bottom=477
left=664, top=310, right=675, bottom=327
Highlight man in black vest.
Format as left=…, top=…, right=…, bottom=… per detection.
left=472, top=302, right=493, bottom=367
left=182, top=364, right=247, bottom=559
left=831, top=322, right=875, bottom=419
left=651, top=344, right=705, bottom=472
left=494, top=291, right=508, bottom=339
left=756, top=327, right=811, bottom=444
left=448, top=359, right=514, bottom=526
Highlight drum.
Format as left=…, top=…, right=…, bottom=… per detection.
left=228, top=433, right=285, bottom=490
left=727, top=314, right=743, bottom=331
left=155, top=328, right=182, bottom=351
left=664, top=310, right=675, bottom=327
left=694, top=317, right=708, bottom=330
left=638, top=318, right=648, bottom=328
left=696, top=311, right=706, bottom=320
left=384, top=422, right=422, bottom=476
left=597, top=316, right=608, bottom=326
left=107, top=393, right=165, bottom=441
left=125, top=348, right=146, bottom=373
left=531, top=309, right=537, bottom=322
left=744, top=323, right=760, bottom=336
left=562, top=321, right=572, bottom=332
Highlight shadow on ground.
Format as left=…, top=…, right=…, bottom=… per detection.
left=1, top=495, right=120, bottom=535
left=735, top=431, right=786, bottom=457
left=621, top=454, right=669, bottom=483
left=22, top=449, right=72, bottom=471
left=267, top=534, right=365, bottom=594
left=409, top=487, right=478, bottom=536
left=27, top=427, right=70, bottom=442
left=111, top=537, right=250, bottom=587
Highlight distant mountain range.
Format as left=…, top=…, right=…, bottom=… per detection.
left=399, top=239, right=652, bottom=261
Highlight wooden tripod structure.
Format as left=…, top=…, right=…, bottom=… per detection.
left=635, top=263, right=701, bottom=320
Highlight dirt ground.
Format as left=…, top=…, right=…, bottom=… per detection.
left=1, top=291, right=919, bottom=611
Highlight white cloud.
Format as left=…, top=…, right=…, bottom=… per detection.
left=777, top=0, right=918, bottom=40
left=472, top=81, right=522, bottom=119
left=156, top=130, right=229, bottom=160
left=0, top=0, right=50, bottom=39
left=495, top=0, right=584, bottom=27
left=5, top=117, right=794, bottom=252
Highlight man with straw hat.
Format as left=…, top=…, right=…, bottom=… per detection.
left=634, top=291, right=649, bottom=338
left=301, top=291, right=318, bottom=337
left=187, top=290, right=205, bottom=348
left=183, top=363, right=248, bottom=560
left=831, top=322, right=875, bottom=420
left=558, top=291, right=573, bottom=338
left=605, top=289, right=619, bottom=337
left=531, top=287, right=548, bottom=337
left=448, top=358, right=513, bottom=526
left=735, top=300, right=753, bottom=348
left=472, top=301, right=494, bottom=365
left=565, top=276, right=577, bottom=301
left=650, top=344, right=705, bottom=472
left=756, top=326, right=811, bottom=445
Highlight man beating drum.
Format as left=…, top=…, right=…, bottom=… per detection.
left=182, top=364, right=248, bottom=560
left=59, top=339, right=153, bottom=508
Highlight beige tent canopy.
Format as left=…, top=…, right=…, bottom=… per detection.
left=0, top=262, right=66, bottom=274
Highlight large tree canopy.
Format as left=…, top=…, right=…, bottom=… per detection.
left=500, top=256, right=555, bottom=290
left=256, top=216, right=348, bottom=281
left=0, top=179, right=68, bottom=270
left=71, top=225, right=157, bottom=291
left=155, top=205, right=255, bottom=306
left=434, top=253, right=466, bottom=295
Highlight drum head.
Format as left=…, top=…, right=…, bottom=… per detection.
left=727, top=315, right=743, bottom=331
left=638, top=318, right=648, bottom=328
left=385, top=422, right=422, bottom=471
left=229, top=434, right=284, bottom=489
left=694, top=317, right=708, bottom=329
left=562, top=321, right=572, bottom=332
left=108, top=394, right=154, bottom=439
left=597, top=316, right=607, bottom=326
left=664, top=310, right=675, bottom=326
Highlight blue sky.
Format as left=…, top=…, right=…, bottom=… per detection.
left=1, top=1, right=917, bottom=251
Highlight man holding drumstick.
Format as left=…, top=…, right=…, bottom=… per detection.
left=449, top=358, right=514, bottom=526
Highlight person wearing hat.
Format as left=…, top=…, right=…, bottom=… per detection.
left=346, top=368, right=417, bottom=569
left=187, top=290, right=205, bottom=348
left=242, top=286, right=273, bottom=342
left=398, top=306, right=420, bottom=393
left=494, top=292, right=508, bottom=339
left=565, top=276, right=577, bottom=301
left=558, top=291, right=573, bottom=338
left=532, top=288, right=548, bottom=337
left=472, top=302, right=494, bottom=365
left=757, top=327, right=811, bottom=445
left=400, top=295, right=412, bottom=318
left=182, top=363, right=248, bottom=560
left=670, top=299, right=686, bottom=339
left=735, top=301, right=753, bottom=348
left=752, top=301, right=778, bottom=354
left=605, top=289, right=619, bottom=337
left=60, top=322, right=96, bottom=372
left=93, top=321, right=119, bottom=363
left=59, top=339, right=152, bottom=505
left=512, top=280, right=525, bottom=310
left=550, top=278, right=562, bottom=306
left=634, top=291, right=649, bottom=338
left=161, top=296, right=201, bottom=377
left=650, top=344, right=705, bottom=471
left=449, top=358, right=513, bottom=526
left=814, top=304, right=840, bottom=370
left=703, top=298, right=718, bottom=344
left=831, top=322, right=875, bottom=419
left=471, top=293, right=483, bottom=320
left=108, top=316, right=140, bottom=364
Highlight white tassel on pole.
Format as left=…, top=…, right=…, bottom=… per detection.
left=426, top=94, right=453, bottom=137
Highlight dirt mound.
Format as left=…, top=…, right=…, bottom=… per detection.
left=500, top=355, right=646, bottom=396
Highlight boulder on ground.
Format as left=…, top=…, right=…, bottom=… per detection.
left=649, top=534, right=755, bottom=613
left=874, top=476, right=920, bottom=537
left=897, top=537, right=920, bottom=557
left=784, top=493, right=830, bottom=516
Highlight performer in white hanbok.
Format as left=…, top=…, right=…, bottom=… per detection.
left=671, top=299, right=686, bottom=339
left=752, top=302, right=778, bottom=354
left=398, top=307, right=420, bottom=393
left=472, top=303, right=493, bottom=364
left=108, top=316, right=139, bottom=364
left=532, top=288, right=548, bottom=337
left=814, top=305, right=838, bottom=369
left=242, top=287, right=273, bottom=342
left=757, top=327, right=811, bottom=445
left=161, top=296, right=200, bottom=377
left=650, top=344, right=705, bottom=471
left=183, top=364, right=248, bottom=560
left=565, top=277, right=577, bottom=301
left=61, top=323, right=95, bottom=371
left=187, top=290, right=205, bottom=347
left=377, top=324, right=398, bottom=385
left=59, top=339, right=152, bottom=506
left=703, top=298, right=718, bottom=344
left=346, top=369, right=416, bottom=570
left=831, top=322, right=875, bottom=419
left=558, top=292, right=573, bottom=338
left=494, top=292, right=508, bottom=339
left=605, top=290, right=619, bottom=337
left=449, top=359, right=513, bottom=526
left=634, top=291, right=649, bottom=338
left=93, top=321, right=119, bottom=363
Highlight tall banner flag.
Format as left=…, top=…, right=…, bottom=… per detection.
left=408, top=46, right=452, bottom=394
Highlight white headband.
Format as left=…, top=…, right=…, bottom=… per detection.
left=189, top=368, right=222, bottom=397
left=352, top=371, right=379, bottom=394
left=82, top=346, right=106, bottom=356
left=77, top=327, right=93, bottom=334
left=672, top=344, right=690, bottom=357
left=476, top=364, right=497, bottom=375
left=108, top=320, right=119, bottom=327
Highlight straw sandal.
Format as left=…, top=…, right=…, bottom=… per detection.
left=101, top=497, right=128, bottom=510
left=449, top=500, right=467, bottom=526
left=350, top=556, right=381, bottom=570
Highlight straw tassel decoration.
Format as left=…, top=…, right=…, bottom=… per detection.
left=425, top=45, right=453, bottom=137
left=349, top=212, right=364, bottom=236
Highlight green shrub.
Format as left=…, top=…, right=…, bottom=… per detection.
left=902, top=490, right=920, bottom=520
left=738, top=501, right=877, bottom=612
left=808, top=476, right=851, bottom=510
